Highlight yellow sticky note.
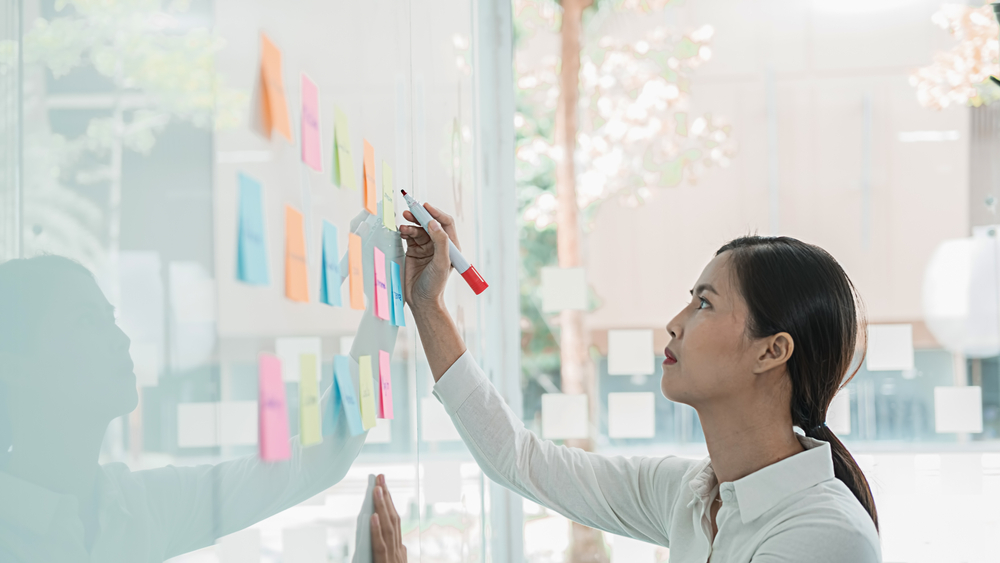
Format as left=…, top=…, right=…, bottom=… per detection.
left=348, top=232, right=364, bottom=310
left=381, top=162, right=395, bottom=231
left=333, top=107, right=356, bottom=190
left=363, top=140, right=377, bottom=215
left=284, top=206, right=309, bottom=302
left=358, top=355, right=377, bottom=430
left=299, top=353, right=322, bottom=446
left=260, top=33, right=292, bottom=142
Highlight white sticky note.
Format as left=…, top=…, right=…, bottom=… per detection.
left=866, top=324, right=914, bottom=371
left=826, top=389, right=851, bottom=435
left=608, top=392, right=656, bottom=438
left=541, top=267, right=587, bottom=312
left=423, top=460, right=463, bottom=504
left=130, top=341, right=161, bottom=387
left=219, top=401, right=258, bottom=446
left=541, top=393, right=589, bottom=440
left=217, top=527, right=261, bottom=563
left=608, top=329, right=655, bottom=375
left=168, top=261, right=217, bottom=324
left=339, top=335, right=355, bottom=356
left=935, top=386, right=983, bottom=433
left=283, top=526, right=327, bottom=563
left=611, top=535, right=656, bottom=563
left=177, top=403, right=218, bottom=447
left=365, top=418, right=392, bottom=444
left=276, top=337, right=322, bottom=382
left=421, top=396, right=461, bottom=442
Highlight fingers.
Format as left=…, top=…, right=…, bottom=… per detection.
left=371, top=513, right=388, bottom=563
left=401, top=206, right=461, bottom=252
left=427, top=220, right=453, bottom=274
left=378, top=475, right=401, bottom=546
left=423, top=202, right=454, bottom=227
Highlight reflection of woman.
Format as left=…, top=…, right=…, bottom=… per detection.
left=0, top=256, right=367, bottom=562
left=401, top=207, right=881, bottom=562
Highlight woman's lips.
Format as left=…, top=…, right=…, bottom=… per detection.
left=663, top=346, right=677, bottom=365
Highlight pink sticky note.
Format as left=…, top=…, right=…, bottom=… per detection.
left=258, top=353, right=291, bottom=461
left=373, top=247, right=390, bottom=320
left=300, top=74, right=322, bottom=172
left=379, top=350, right=393, bottom=419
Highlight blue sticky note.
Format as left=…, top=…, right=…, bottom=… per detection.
left=236, top=173, right=269, bottom=285
left=330, top=355, right=364, bottom=436
left=320, top=220, right=342, bottom=306
left=390, top=261, right=405, bottom=326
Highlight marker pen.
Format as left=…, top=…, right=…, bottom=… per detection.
left=400, top=190, right=488, bottom=295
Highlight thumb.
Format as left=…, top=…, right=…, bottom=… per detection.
left=427, top=220, right=452, bottom=272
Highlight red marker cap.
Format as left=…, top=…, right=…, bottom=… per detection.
left=460, top=265, right=489, bottom=295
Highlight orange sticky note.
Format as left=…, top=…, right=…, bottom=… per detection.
left=260, top=33, right=292, bottom=141
left=363, top=140, right=377, bottom=215
left=348, top=232, right=364, bottom=310
left=284, top=206, right=309, bottom=302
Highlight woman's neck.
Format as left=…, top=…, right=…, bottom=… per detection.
left=697, top=401, right=804, bottom=484
left=5, top=418, right=107, bottom=502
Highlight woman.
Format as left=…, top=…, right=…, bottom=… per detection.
left=400, top=206, right=882, bottom=562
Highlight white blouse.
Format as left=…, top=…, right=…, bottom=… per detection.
left=433, top=351, right=882, bottom=563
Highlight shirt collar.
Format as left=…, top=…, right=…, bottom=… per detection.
left=732, top=435, right=836, bottom=524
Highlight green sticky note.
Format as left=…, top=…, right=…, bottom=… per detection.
left=299, top=353, right=323, bottom=446
left=381, top=162, right=396, bottom=231
left=334, top=107, right=357, bottom=190
left=358, top=355, right=377, bottom=430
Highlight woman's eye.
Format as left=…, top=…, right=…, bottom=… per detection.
left=697, top=297, right=710, bottom=310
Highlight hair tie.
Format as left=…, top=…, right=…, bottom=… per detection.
left=809, top=422, right=827, bottom=434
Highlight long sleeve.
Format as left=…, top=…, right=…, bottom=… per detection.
left=130, top=386, right=367, bottom=559
left=432, top=351, right=696, bottom=547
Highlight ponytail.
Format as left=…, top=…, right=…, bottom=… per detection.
left=717, top=236, right=879, bottom=531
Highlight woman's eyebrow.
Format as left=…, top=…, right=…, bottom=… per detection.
left=692, top=284, right=719, bottom=296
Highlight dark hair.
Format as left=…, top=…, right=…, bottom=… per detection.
left=0, top=255, right=95, bottom=453
left=717, top=236, right=878, bottom=531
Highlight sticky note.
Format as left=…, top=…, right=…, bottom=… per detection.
left=284, top=206, right=309, bottom=302
left=607, top=392, right=656, bottom=438
left=366, top=419, right=392, bottom=444
left=329, top=355, right=364, bottom=436
left=216, top=527, right=261, bottom=563
left=177, top=403, right=218, bottom=447
left=358, top=355, right=377, bottom=430
left=219, top=401, right=258, bottom=446
left=935, top=386, right=983, bottom=433
left=374, top=247, right=390, bottom=320
left=866, top=324, right=914, bottom=371
left=236, top=173, right=269, bottom=285
left=826, top=389, right=851, bottom=435
left=363, top=139, right=377, bottom=214
left=275, top=337, right=321, bottom=383
left=422, top=461, right=462, bottom=504
left=299, top=353, right=322, bottom=446
left=320, top=220, right=341, bottom=306
left=421, top=397, right=461, bottom=442
left=282, top=526, right=326, bottom=563
left=541, top=393, right=589, bottom=440
left=390, top=261, right=405, bottom=326
left=300, top=74, right=322, bottom=171
left=541, top=267, right=587, bottom=312
left=258, top=353, right=291, bottom=461
left=382, top=162, right=396, bottom=230
left=378, top=350, right=393, bottom=419
left=607, top=329, right=655, bottom=375
left=259, top=33, right=292, bottom=141
left=333, top=106, right=356, bottom=189
left=348, top=233, right=364, bottom=310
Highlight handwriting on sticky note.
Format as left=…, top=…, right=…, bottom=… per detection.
left=363, top=140, right=377, bottom=215
left=390, top=261, right=405, bottom=326
left=374, top=247, right=390, bottom=321
left=320, top=220, right=341, bottom=306
left=237, top=173, right=269, bottom=285
left=358, top=355, right=377, bottom=430
left=299, top=353, right=323, bottom=446
left=301, top=74, right=322, bottom=171
left=348, top=233, right=364, bottom=310
left=378, top=350, right=393, bottom=419
left=258, top=353, right=291, bottom=461
left=260, top=33, right=292, bottom=141
left=331, top=355, right=364, bottom=436
left=381, top=162, right=395, bottom=231
left=284, top=206, right=309, bottom=302
left=333, top=107, right=356, bottom=190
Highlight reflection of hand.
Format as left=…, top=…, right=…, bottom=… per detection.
left=371, top=474, right=407, bottom=563
left=400, top=203, right=461, bottom=313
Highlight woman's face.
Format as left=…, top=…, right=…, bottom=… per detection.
left=660, top=252, right=758, bottom=407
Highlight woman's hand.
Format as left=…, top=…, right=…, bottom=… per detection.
left=400, top=203, right=461, bottom=313
left=371, top=474, right=407, bottom=563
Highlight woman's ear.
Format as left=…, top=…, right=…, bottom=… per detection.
left=753, top=332, right=794, bottom=374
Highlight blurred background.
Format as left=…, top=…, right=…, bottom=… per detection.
left=1, top=0, right=999, bottom=562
